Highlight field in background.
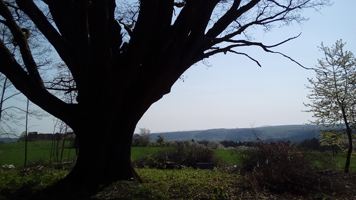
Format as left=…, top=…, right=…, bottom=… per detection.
left=0, top=142, right=240, bottom=167
left=131, top=146, right=164, bottom=161
left=0, top=141, right=76, bottom=167
left=1, top=141, right=356, bottom=172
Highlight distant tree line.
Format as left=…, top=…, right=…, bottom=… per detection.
left=132, top=130, right=352, bottom=156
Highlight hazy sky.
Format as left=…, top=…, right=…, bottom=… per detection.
left=136, top=0, right=356, bottom=133
left=24, top=0, right=356, bottom=134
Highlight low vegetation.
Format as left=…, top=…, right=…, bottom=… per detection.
left=1, top=140, right=356, bottom=199
left=238, top=141, right=354, bottom=197
left=132, top=142, right=224, bottom=169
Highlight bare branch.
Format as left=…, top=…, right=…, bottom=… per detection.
left=16, top=0, right=74, bottom=71
left=229, top=49, right=262, bottom=67
left=0, top=37, right=77, bottom=125
left=203, top=33, right=308, bottom=68
left=0, top=0, right=43, bottom=86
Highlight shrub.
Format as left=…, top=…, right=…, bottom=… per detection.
left=132, top=143, right=222, bottom=169
left=239, top=141, right=323, bottom=195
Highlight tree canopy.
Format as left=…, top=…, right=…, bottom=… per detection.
left=0, top=0, right=331, bottom=189
left=305, top=40, right=356, bottom=126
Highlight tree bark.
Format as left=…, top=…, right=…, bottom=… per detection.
left=60, top=74, right=162, bottom=186
left=61, top=112, right=140, bottom=188
left=341, top=107, right=353, bottom=173
left=41, top=119, right=141, bottom=198
left=67, top=127, right=135, bottom=185
left=344, top=125, right=353, bottom=173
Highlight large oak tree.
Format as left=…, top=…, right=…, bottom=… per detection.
left=0, top=0, right=329, bottom=186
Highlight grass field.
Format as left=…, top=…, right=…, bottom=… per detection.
left=131, top=146, right=165, bottom=160
left=1, top=141, right=356, bottom=172
left=0, top=143, right=239, bottom=167
left=212, top=149, right=241, bottom=165
left=0, top=141, right=76, bottom=167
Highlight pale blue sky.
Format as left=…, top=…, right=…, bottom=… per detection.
left=135, top=0, right=356, bottom=133
left=23, top=0, right=356, bottom=134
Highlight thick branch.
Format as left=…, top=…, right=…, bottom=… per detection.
left=129, top=0, right=173, bottom=58
left=43, top=0, right=92, bottom=91
left=180, top=0, right=219, bottom=53
left=0, top=0, right=43, bottom=86
left=206, top=0, right=260, bottom=39
left=88, top=0, right=123, bottom=71
left=173, top=0, right=211, bottom=39
left=170, top=0, right=219, bottom=71
left=0, top=38, right=77, bottom=126
left=16, top=0, right=74, bottom=69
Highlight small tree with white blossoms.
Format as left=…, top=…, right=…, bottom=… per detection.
left=304, top=40, right=356, bottom=173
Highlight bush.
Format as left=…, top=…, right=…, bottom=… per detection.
left=132, top=142, right=222, bottom=169
left=239, top=141, right=323, bottom=195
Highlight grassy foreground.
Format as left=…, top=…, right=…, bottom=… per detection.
left=95, top=168, right=240, bottom=200
left=2, top=142, right=356, bottom=199
left=0, top=167, right=243, bottom=200
left=2, top=166, right=356, bottom=200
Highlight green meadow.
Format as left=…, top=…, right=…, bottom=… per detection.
left=0, top=141, right=76, bottom=167
left=1, top=141, right=356, bottom=172
left=0, top=142, right=240, bottom=167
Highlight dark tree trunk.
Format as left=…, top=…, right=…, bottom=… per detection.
left=341, top=107, right=353, bottom=173
left=67, top=124, right=136, bottom=185
left=332, top=145, right=337, bottom=156
left=39, top=93, right=152, bottom=199
left=345, top=127, right=353, bottom=173
left=64, top=110, right=135, bottom=186
left=60, top=72, right=164, bottom=187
